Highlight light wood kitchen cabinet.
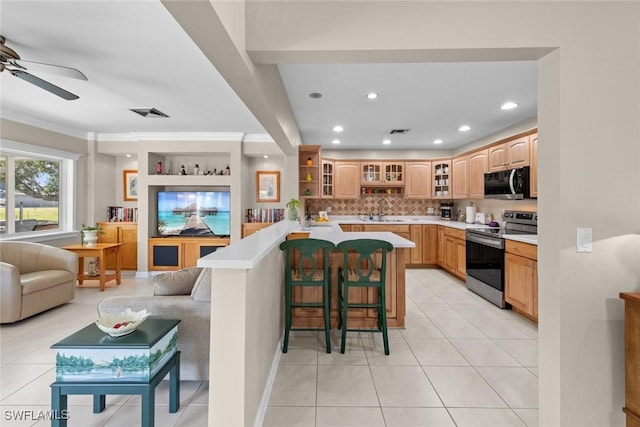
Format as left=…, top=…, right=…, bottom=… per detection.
left=488, top=136, right=530, bottom=172
left=361, top=162, right=384, bottom=184
left=321, top=159, right=335, bottom=198
left=432, top=160, right=451, bottom=199
left=442, top=227, right=466, bottom=280
left=361, top=162, right=405, bottom=185
left=468, top=149, right=489, bottom=198
left=452, top=150, right=487, bottom=199
left=505, top=240, right=538, bottom=322
left=241, top=222, right=273, bottom=238
left=422, top=225, right=438, bottom=265
left=437, top=226, right=445, bottom=266
left=148, top=237, right=230, bottom=271
left=299, top=145, right=321, bottom=198
left=382, top=162, right=405, bottom=184
left=98, top=222, right=137, bottom=270
left=451, top=156, right=469, bottom=199
left=529, top=133, right=538, bottom=198
left=410, top=225, right=422, bottom=264
left=334, top=161, right=360, bottom=198
left=404, top=162, right=432, bottom=198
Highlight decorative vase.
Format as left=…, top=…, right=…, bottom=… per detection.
left=82, top=230, right=99, bottom=247
left=306, top=173, right=312, bottom=181
left=287, top=206, right=298, bottom=221
left=306, top=158, right=313, bottom=166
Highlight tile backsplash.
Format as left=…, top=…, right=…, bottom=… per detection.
left=305, top=197, right=538, bottom=221
left=305, top=197, right=443, bottom=216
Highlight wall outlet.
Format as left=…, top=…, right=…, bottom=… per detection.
left=326, top=207, right=331, bottom=213
left=427, top=207, right=434, bottom=214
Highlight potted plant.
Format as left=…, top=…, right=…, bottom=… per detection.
left=81, top=223, right=104, bottom=247
left=286, top=198, right=300, bottom=221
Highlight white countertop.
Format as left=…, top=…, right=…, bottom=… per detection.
left=198, top=219, right=415, bottom=270
left=198, top=216, right=537, bottom=270
left=330, top=215, right=492, bottom=230
left=503, top=234, right=538, bottom=245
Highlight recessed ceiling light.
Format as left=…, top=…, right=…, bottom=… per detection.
left=263, top=155, right=269, bottom=159
left=382, top=139, right=391, bottom=145
left=366, top=92, right=379, bottom=100
left=332, top=139, right=341, bottom=145
left=433, top=139, right=443, bottom=145
left=333, top=125, right=344, bottom=132
left=501, top=101, right=519, bottom=110
left=309, top=92, right=322, bottom=99
left=125, top=153, right=132, bottom=158
left=458, top=125, right=471, bottom=132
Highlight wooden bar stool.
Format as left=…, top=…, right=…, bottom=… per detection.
left=336, top=239, right=394, bottom=355
left=279, top=238, right=335, bottom=353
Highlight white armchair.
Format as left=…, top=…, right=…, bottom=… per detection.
left=0, top=241, right=78, bottom=323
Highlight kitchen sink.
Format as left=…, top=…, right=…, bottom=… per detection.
left=382, top=219, right=404, bottom=222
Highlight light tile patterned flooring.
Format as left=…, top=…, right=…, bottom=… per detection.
left=0, top=275, right=209, bottom=427
left=0, top=268, right=538, bottom=427
left=264, top=269, right=539, bottom=427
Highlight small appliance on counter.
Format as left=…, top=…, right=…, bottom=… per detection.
left=440, top=202, right=453, bottom=220
left=475, top=212, right=487, bottom=224
left=466, top=203, right=476, bottom=224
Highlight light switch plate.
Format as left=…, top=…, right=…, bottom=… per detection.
left=577, top=228, right=593, bottom=253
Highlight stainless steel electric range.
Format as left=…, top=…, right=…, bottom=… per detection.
left=465, top=210, right=537, bottom=308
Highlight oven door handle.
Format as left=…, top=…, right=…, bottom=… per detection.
left=466, top=233, right=505, bottom=249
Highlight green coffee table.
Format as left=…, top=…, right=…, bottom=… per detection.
left=50, top=319, right=181, bottom=427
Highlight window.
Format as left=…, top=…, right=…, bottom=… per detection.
left=0, top=141, right=76, bottom=236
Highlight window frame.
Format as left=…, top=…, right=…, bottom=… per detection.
left=0, top=139, right=79, bottom=241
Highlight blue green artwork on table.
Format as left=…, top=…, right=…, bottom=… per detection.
left=55, top=327, right=178, bottom=382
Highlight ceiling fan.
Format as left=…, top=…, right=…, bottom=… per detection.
left=0, top=35, right=87, bottom=101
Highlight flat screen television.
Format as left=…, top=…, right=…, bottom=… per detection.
left=157, top=191, right=230, bottom=236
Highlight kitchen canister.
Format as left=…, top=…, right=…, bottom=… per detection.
left=466, top=205, right=476, bottom=224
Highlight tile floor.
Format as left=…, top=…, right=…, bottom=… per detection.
left=0, top=275, right=209, bottom=427
left=264, top=269, right=539, bottom=427
left=0, top=268, right=538, bottom=427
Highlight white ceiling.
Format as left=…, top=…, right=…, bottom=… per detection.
left=0, top=1, right=537, bottom=151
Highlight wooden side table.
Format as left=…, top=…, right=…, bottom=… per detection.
left=62, top=243, right=123, bottom=291
left=50, top=319, right=181, bottom=427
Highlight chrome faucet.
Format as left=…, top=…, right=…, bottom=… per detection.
left=378, top=198, right=392, bottom=219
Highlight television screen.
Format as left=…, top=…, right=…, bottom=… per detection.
left=157, top=191, right=230, bottom=236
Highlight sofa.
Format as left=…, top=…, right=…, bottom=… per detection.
left=98, top=267, right=211, bottom=381
left=0, top=241, right=78, bottom=324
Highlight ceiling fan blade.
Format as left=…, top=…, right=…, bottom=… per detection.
left=15, top=59, right=87, bottom=81
left=10, top=70, right=79, bottom=100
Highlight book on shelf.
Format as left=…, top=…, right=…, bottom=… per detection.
left=107, top=206, right=138, bottom=222
left=245, top=208, right=284, bottom=223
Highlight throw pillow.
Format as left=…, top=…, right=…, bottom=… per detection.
left=191, top=267, right=212, bottom=302
left=154, top=267, right=203, bottom=296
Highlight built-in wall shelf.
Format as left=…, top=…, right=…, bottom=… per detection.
left=146, top=175, right=232, bottom=187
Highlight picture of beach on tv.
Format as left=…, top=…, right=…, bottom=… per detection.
left=157, top=191, right=230, bottom=236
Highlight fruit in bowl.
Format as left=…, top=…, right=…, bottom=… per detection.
left=315, top=216, right=329, bottom=223
left=96, top=308, right=150, bottom=337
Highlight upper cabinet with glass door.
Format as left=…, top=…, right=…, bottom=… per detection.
left=360, top=162, right=405, bottom=185
left=321, top=159, right=334, bottom=198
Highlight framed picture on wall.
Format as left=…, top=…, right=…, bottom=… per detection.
left=123, top=170, right=138, bottom=201
left=256, top=171, right=280, bottom=203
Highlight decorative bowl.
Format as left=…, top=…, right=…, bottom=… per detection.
left=96, top=308, right=150, bottom=337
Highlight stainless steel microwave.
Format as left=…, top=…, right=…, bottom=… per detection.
left=484, top=166, right=531, bottom=200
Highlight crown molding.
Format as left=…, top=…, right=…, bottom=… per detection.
left=96, top=132, right=247, bottom=142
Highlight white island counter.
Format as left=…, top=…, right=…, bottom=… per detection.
left=197, top=220, right=414, bottom=427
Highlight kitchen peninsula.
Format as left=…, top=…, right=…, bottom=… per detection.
left=196, top=220, right=413, bottom=426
